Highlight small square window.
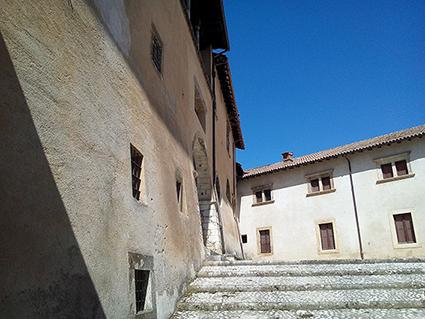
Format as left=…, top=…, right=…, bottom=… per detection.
left=310, top=179, right=320, bottom=192
left=394, top=213, right=416, bottom=244
left=135, top=269, right=150, bottom=313
left=151, top=28, right=163, bottom=74
left=131, top=145, right=143, bottom=200
left=241, top=234, right=248, bottom=243
left=395, top=160, right=408, bottom=176
left=381, top=163, right=393, bottom=179
left=319, top=222, right=336, bottom=250
left=255, top=191, right=263, bottom=203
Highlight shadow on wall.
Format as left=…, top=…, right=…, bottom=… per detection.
left=0, top=32, right=106, bottom=319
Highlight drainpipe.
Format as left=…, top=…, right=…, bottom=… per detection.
left=345, top=156, right=364, bottom=260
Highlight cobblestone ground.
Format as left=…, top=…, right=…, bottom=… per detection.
left=171, top=260, right=425, bottom=318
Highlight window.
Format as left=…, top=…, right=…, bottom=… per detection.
left=135, top=269, right=150, bottom=313
left=194, top=85, right=206, bottom=131
left=176, top=178, right=183, bottom=212
left=381, top=163, right=393, bottom=179
left=241, top=234, right=248, bottom=244
left=394, top=213, right=416, bottom=244
left=226, top=179, right=231, bottom=203
left=151, top=27, right=163, bottom=73
left=375, top=152, right=413, bottom=183
left=131, top=145, right=143, bottom=200
left=259, top=229, right=271, bottom=254
left=306, top=170, right=335, bottom=196
left=252, top=186, right=273, bottom=205
left=319, top=223, right=336, bottom=250
left=216, top=177, right=221, bottom=203
left=226, top=122, right=231, bottom=155
left=395, top=160, right=408, bottom=176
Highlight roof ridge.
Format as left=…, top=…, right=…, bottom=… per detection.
left=243, top=124, right=425, bottom=178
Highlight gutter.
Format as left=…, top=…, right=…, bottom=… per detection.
left=345, top=156, right=364, bottom=260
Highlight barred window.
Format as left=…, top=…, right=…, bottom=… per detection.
left=135, top=269, right=150, bottom=313
left=131, top=145, right=143, bottom=200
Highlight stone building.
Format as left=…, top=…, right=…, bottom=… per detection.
left=238, top=125, right=425, bottom=261
left=0, top=1, right=244, bottom=318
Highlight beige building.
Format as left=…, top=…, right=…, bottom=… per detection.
left=238, top=126, right=425, bottom=262
left=0, top=1, right=244, bottom=318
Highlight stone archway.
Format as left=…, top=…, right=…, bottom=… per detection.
left=192, top=136, right=223, bottom=254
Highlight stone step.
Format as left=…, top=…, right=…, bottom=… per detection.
left=198, top=262, right=425, bottom=278
left=172, top=308, right=425, bottom=319
left=188, top=273, right=425, bottom=292
left=177, top=288, right=425, bottom=311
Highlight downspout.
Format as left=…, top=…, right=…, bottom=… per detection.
left=345, top=156, right=364, bottom=260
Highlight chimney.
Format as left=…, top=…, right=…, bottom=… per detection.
left=282, top=151, right=294, bottom=162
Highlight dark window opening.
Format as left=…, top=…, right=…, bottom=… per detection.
left=131, top=145, right=143, bottom=200
left=255, top=191, right=263, bottom=203
left=319, top=223, right=336, bottom=250
left=394, top=213, right=416, bottom=244
left=216, top=177, right=221, bottom=202
left=395, top=160, right=408, bottom=176
left=310, top=179, right=320, bottom=192
left=259, top=229, right=271, bottom=253
left=194, top=86, right=206, bottom=131
left=176, top=179, right=183, bottom=211
left=226, top=122, right=230, bottom=154
left=322, top=176, right=331, bottom=190
left=226, top=179, right=231, bottom=202
left=381, top=163, right=393, bottom=179
left=241, top=234, right=248, bottom=244
left=151, top=29, right=163, bottom=73
left=264, top=189, right=272, bottom=201
left=135, top=269, right=150, bottom=313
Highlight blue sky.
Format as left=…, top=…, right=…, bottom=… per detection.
left=224, top=0, right=425, bottom=169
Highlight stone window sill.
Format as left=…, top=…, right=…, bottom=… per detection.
left=252, top=200, right=275, bottom=207
left=306, top=188, right=336, bottom=197
left=376, top=173, right=415, bottom=184
left=393, top=242, right=421, bottom=250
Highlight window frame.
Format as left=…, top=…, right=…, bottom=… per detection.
left=251, top=184, right=274, bottom=206
left=151, top=25, right=163, bottom=75
left=315, top=219, right=339, bottom=254
left=256, top=227, right=273, bottom=256
left=131, top=144, right=144, bottom=202
left=374, top=152, right=415, bottom=184
left=306, top=170, right=336, bottom=197
left=389, top=210, right=421, bottom=249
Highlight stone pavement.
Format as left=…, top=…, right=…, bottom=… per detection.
left=171, top=259, right=425, bottom=318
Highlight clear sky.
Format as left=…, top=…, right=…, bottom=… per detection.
left=224, top=0, right=425, bottom=170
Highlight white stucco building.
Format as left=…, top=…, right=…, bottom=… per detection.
left=238, top=125, right=425, bottom=261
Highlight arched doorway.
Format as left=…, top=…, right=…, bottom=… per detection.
left=192, top=136, right=223, bottom=254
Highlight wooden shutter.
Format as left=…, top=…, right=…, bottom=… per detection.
left=395, top=160, right=408, bottom=176
left=381, top=163, right=393, bottom=179
left=259, top=230, right=271, bottom=253
left=319, top=223, right=335, bottom=250
left=394, top=213, right=416, bottom=244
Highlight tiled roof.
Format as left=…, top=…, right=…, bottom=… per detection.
left=243, top=124, right=425, bottom=179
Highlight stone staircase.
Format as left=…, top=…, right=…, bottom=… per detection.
left=171, top=259, right=425, bottom=318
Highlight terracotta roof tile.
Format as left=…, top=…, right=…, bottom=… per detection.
left=243, top=124, right=425, bottom=179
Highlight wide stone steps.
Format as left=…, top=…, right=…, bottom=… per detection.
left=171, top=260, right=425, bottom=318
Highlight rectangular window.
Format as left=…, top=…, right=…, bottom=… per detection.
left=263, top=189, right=272, bottom=202
left=259, top=229, right=271, bottom=253
left=322, top=176, right=331, bottom=190
left=310, top=179, right=320, bottom=192
left=255, top=191, right=263, bottom=203
left=151, top=28, right=163, bottom=74
left=176, top=179, right=183, bottom=212
left=319, top=223, right=336, bottom=250
left=135, top=269, right=150, bottom=313
left=241, top=234, right=248, bottom=244
left=381, top=163, right=393, bottom=179
left=394, top=213, right=416, bottom=244
left=131, top=145, right=143, bottom=200
left=395, top=160, right=408, bottom=176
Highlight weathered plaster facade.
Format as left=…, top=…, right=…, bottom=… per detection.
left=238, top=133, right=425, bottom=262
left=0, top=0, right=243, bottom=318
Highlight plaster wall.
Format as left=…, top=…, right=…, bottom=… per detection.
left=238, top=138, right=425, bottom=262
left=0, top=0, right=239, bottom=318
